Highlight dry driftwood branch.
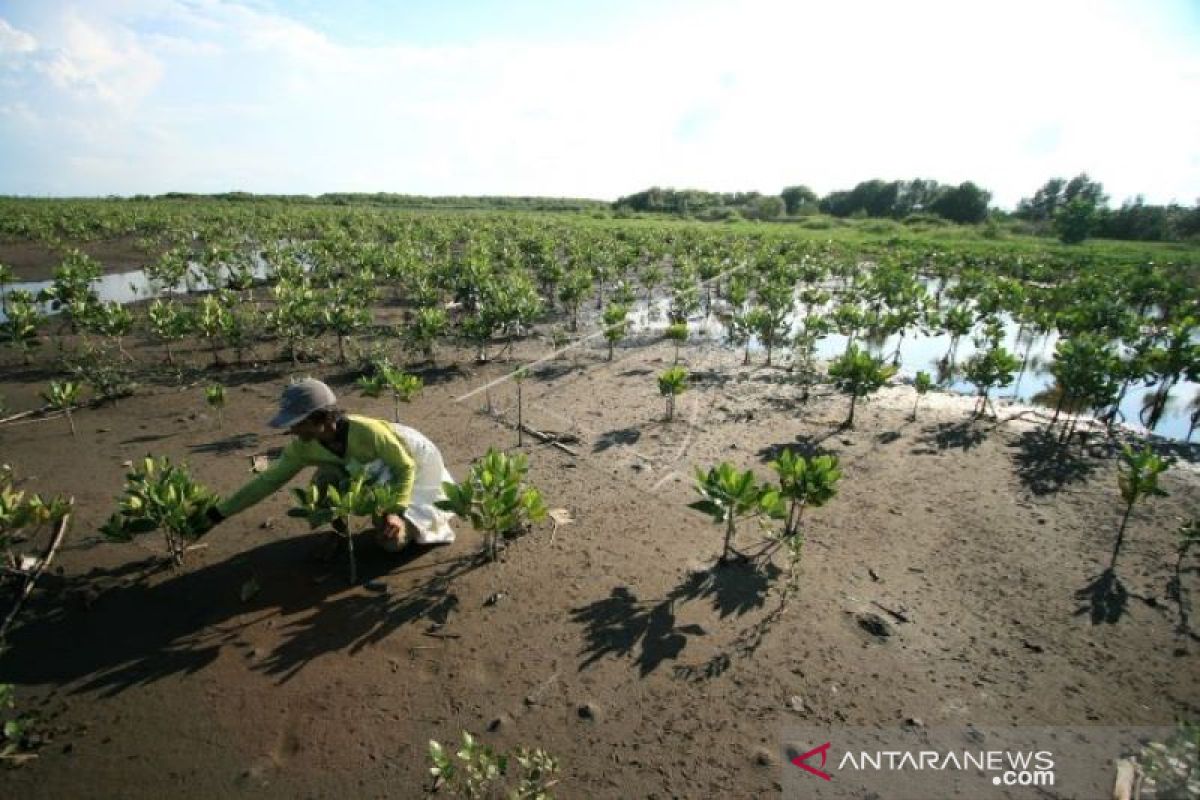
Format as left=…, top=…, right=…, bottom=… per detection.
left=519, top=423, right=579, bottom=456
left=871, top=600, right=911, bottom=623
left=0, top=405, right=55, bottom=426
left=0, top=506, right=72, bottom=642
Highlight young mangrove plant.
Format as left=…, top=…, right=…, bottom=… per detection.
left=321, top=294, right=371, bottom=365
left=601, top=303, right=630, bottom=361
left=1047, top=334, right=1120, bottom=442
left=146, top=299, right=195, bottom=365
left=429, top=730, right=560, bottom=799
left=355, top=359, right=421, bottom=420
left=39, top=250, right=101, bottom=334
left=1, top=466, right=72, bottom=645
left=689, top=463, right=783, bottom=565
left=204, top=383, right=226, bottom=427
left=289, top=470, right=408, bottom=585
left=99, top=456, right=219, bottom=567
left=0, top=292, right=43, bottom=365
left=0, top=262, right=13, bottom=314
left=657, top=365, right=688, bottom=422
left=665, top=321, right=688, bottom=364
left=381, top=365, right=423, bottom=422
left=727, top=309, right=757, bottom=365
left=767, top=449, right=841, bottom=592
left=513, top=365, right=528, bottom=447
left=80, top=301, right=135, bottom=361
left=827, top=345, right=897, bottom=429
left=1112, top=444, right=1170, bottom=566
left=357, top=372, right=387, bottom=398
left=435, top=448, right=547, bottom=562
left=752, top=279, right=794, bottom=367
left=403, top=306, right=448, bottom=364
left=963, top=343, right=1020, bottom=419
left=910, top=371, right=933, bottom=421
left=41, top=380, right=82, bottom=438
left=196, top=294, right=231, bottom=367
left=66, top=342, right=137, bottom=404
left=768, top=449, right=842, bottom=539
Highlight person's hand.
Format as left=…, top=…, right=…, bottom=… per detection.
left=379, top=512, right=408, bottom=549
left=383, top=513, right=405, bottom=537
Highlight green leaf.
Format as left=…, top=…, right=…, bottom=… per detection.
left=126, top=517, right=158, bottom=534
left=3, top=719, right=23, bottom=741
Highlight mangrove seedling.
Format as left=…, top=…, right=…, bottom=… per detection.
left=357, top=373, right=387, bottom=398
left=1113, top=444, right=1170, bottom=566
left=689, top=462, right=783, bottom=564
left=381, top=365, right=423, bottom=422
left=514, top=365, right=528, bottom=447
left=0, top=467, right=71, bottom=645
left=288, top=470, right=408, bottom=585
left=767, top=449, right=841, bottom=592
left=196, top=294, right=231, bottom=367
left=204, top=383, right=226, bottom=427
left=665, top=322, right=688, bottom=364
left=827, top=345, right=897, bottom=429
left=911, top=371, right=932, bottom=421
left=436, top=448, right=547, bottom=562
left=963, top=343, right=1020, bottom=419
left=41, top=380, right=81, bottom=438
left=768, top=449, right=842, bottom=539
left=657, top=366, right=688, bottom=422
left=99, top=456, right=219, bottom=567
left=1, top=294, right=43, bottom=365
left=403, top=306, right=447, bottom=363
left=602, top=303, right=629, bottom=361
left=146, top=299, right=194, bottom=365
left=429, top=731, right=559, bottom=799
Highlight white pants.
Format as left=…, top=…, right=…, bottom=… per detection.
left=388, top=423, right=456, bottom=545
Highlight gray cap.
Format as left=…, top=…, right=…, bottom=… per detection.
left=268, top=378, right=337, bottom=428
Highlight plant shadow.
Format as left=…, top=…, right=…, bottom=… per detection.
left=188, top=431, right=261, bottom=454
left=757, top=431, right=839, bottom=463
left=570, top=559, right=779, bottom=677
left=0, top=535, right=483, bottom=696
left=593, top=426, right=642, bottom=453
left=401, top=363, right=469, bottom=387
left=672, top=596, right=790, bottom=683
left=1010, top=428, right=1099, bottom=496
left=532, top=362, right=578, bottom=382
left=1074, top=567, right=1129, bottom=624
left=914, top=419, right=988, bottom=452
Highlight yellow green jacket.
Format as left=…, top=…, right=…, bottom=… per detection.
left=216, top=414, right=415, bottom=518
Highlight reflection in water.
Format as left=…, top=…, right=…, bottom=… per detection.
left=4, top=268, right=1198, bottom=441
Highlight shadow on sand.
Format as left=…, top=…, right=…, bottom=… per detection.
left=0, top=535, right=484, bottom=695
left=570, top=559, right=781, bottom=678
left=1010, top=428, right=1100, bottom=496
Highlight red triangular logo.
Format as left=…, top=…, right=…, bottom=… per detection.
left=791, top=741, right=833, bottom=781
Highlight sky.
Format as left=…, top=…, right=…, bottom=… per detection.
left=0, top=0, right=1198, bottom=209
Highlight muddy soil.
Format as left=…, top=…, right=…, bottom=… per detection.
left=1, top=311, right=1198, bottom=798
left=0, top=236, right=168, bottom=282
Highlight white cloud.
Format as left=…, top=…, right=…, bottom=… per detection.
left=0, top=0, right=1197, bottom=205
left=0, top=18, right=37, bottom=54
left=30, top=10, right=163, bottom=108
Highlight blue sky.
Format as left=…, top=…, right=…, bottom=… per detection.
left=1, top=0, right=1198, bottom=208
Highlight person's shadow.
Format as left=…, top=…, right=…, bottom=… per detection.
left=0, top=534, right=482, bottom=696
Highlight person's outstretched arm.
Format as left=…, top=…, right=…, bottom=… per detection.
left=213, top=444, right=306, bottom=521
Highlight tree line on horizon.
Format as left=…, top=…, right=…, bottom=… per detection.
left=614, top=175, right=1200, bottom=244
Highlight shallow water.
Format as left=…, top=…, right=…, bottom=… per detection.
left=641, top=295, right=1199, bottom=443
left=4, top=269, right=1197, bottom=442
